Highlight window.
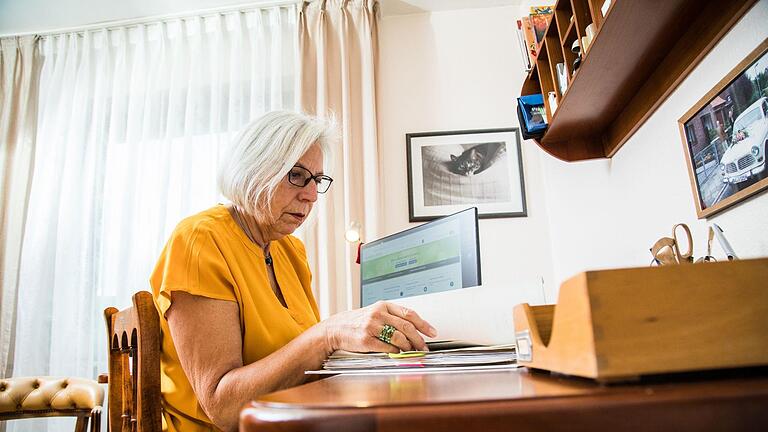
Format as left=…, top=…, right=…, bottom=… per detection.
left=701, top=114, right=716, bottom=142
left=685, top=123, right=696, bottom=145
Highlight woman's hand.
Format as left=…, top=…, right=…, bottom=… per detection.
left=320, top=301, right=438, bottom=354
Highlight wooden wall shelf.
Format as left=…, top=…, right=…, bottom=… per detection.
left=522, top=0, right=758, bottom=162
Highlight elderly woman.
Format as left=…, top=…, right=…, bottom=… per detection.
left=150, top=111, right=437, bottom=432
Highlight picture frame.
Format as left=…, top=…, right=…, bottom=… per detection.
left=679, top=39, right=768, bottom=219
left=406, top=128, right=527, bottom=222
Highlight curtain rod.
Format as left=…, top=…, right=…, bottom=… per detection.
left=0, top=0, right=302, bottom=39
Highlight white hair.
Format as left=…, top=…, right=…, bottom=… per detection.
left=218, top=111, right=336, bottom=216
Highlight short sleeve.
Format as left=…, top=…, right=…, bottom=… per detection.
left=151, top=223, right=237, bottom=318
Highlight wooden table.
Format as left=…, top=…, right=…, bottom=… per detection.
left=240, top=367, right=768, bottom=432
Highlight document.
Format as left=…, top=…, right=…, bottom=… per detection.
left=306, top=344, right=518, bottom=375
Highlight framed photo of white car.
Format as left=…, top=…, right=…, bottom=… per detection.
left=679, top=39, right=768, bottom=219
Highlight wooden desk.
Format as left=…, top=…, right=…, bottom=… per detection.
left=240, top=368, right=768, bottom=432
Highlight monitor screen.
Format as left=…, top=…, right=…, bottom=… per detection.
left=360, top=207, right=481, bottom=307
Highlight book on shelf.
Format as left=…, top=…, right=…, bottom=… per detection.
left=517, top=6, right=554, bottom=70
left=516, top=19, right=532, bottom=71
left=530, top=5, right=553, bottom=15
left=529, top=6, right=554, bottom=46
left=520, top=16, right=538, bottom=67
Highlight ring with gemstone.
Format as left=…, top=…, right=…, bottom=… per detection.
left=378, top=324, right=396, bottom=344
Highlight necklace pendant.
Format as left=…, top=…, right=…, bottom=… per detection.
left=265, top=256, right=273, bottom=266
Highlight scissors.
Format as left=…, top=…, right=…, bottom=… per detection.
left=671, top=223, right=693, bottom=264
left=650, top=223, right=693, bottom=265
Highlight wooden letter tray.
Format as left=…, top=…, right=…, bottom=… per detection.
left=513, top=258, right=768, bottom=381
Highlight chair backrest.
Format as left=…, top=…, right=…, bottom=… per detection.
left=104, top=291, right=161, bottom=432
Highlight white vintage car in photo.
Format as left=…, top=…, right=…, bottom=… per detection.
left=720, top=97, right=768, bottom=184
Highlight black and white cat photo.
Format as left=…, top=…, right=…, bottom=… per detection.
left=447, top=142, right=506, bottom=176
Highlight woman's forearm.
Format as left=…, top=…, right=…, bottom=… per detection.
left=202, top=324, right=330, bottom=431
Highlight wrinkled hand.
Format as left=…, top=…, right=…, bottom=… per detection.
left=321, top=301, right=438, bottom=354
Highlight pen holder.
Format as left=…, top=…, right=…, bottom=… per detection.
left=513, top=258, right=768, bottom=382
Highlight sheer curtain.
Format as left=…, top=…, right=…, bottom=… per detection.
left=0, top=36, right=42, bottom=380
left=9, top=5, right=296, bottom=431
left=298, top=0, right=381, bottom=316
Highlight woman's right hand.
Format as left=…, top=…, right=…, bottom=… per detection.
left=319, top=301, right=438, bottom=354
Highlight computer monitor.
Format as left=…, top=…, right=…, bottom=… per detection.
left=360, top=207, right=481, bottom=307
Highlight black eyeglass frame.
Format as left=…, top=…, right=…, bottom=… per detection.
left=287, top=165, right=334, bottom=193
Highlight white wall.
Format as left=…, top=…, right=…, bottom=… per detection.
left=541, top=0, right=768, bottom=287
left=378, top=6, right=558, bottom=302
left=379, top=0, right=768, bottom=303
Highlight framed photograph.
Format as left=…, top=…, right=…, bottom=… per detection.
left=679, top=39, right=768, bottom=219
left=406, top=128, right=527, bottom=222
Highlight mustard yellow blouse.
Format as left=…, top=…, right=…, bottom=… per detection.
left=150, top=205, right=320, bottom=432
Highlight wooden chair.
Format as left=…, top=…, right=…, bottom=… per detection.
left=0, top=376, right=103, bottom=431
left=104, top=291, right=162, bottom=432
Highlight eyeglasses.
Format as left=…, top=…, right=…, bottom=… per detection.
left=287, top=165, right=333, bottom=193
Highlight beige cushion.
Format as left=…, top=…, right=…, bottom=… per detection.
left=0, top=376, right=103, bottom=413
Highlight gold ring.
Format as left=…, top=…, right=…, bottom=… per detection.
left=378, top=324, right=396, bottom=344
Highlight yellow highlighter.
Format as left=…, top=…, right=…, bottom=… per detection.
left=388, top=351, right=426, bottom=359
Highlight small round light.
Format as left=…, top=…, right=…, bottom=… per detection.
left=752, top=146, right=760, bottom=157
left=345, top=221, right=361, bottom=243
left=345, top=229, right=360, bottom=243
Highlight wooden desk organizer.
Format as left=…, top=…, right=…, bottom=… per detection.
left=513, top=258, right=768, bottom=382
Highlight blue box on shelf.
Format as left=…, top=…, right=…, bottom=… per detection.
left=517, top=94, right=548, bottom=134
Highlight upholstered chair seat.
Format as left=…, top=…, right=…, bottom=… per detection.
left=0, top=376, right=103, bottom=432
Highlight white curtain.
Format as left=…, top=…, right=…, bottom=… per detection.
left=0, top=36, right=42, bottom=380
left=298, top=0, right=381, bottom=316
left=9, top=5, right=297, bottom=431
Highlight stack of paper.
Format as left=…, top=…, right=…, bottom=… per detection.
left=307, top=344, right=518, bottom=375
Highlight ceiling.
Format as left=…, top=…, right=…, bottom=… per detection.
left=380, top=0, right=528, bottom=16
